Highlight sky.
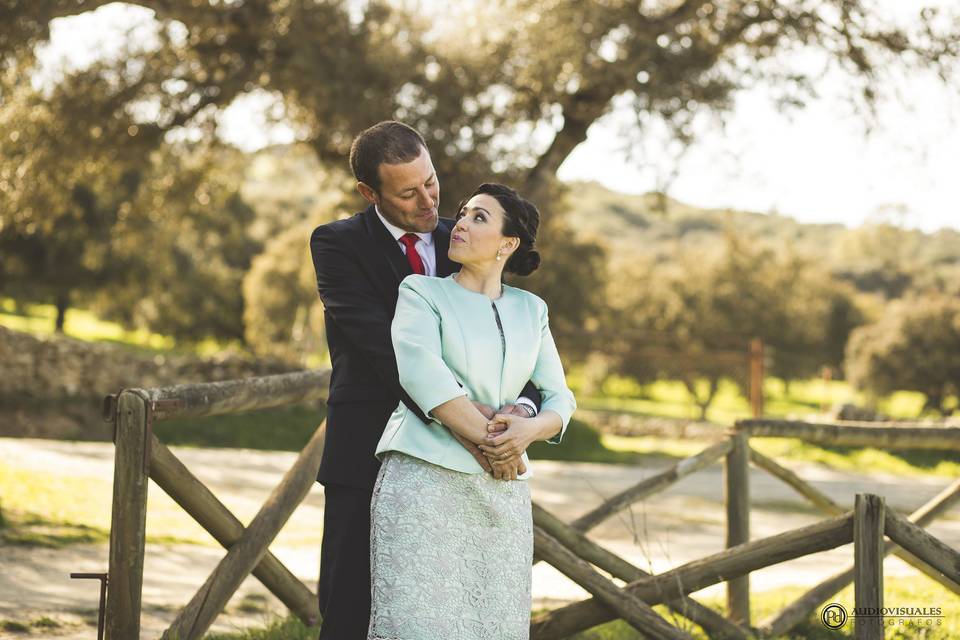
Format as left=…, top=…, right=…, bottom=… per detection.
left=39, top=2, right=960, bottom=233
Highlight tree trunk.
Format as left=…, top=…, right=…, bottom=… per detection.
left=682, top=379, right=704, bottom=419
left=683, top=377, right=719, bottom=421
left=922, top=392, right=945, bottom=416
left=54, top=292, right=69, bottom=333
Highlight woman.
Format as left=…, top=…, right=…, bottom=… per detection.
left=367, top=183, right=576, bottom=640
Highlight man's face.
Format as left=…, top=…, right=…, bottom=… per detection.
left=364, top=146, right=440, bottom=234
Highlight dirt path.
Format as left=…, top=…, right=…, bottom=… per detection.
left=2, top=437, right=959, bottom=638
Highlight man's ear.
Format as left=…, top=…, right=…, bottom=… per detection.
left=357, top=182, right=379, bottom=205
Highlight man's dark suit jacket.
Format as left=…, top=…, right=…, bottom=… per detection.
left=310, top=204, right=542, bottom=489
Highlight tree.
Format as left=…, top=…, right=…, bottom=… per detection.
left=0, top=61, right=153, bottom=329
left=89, top=142, right=263, bottom=343
left=242, top=222, right=327, bottom=363
left=3, top=0, right=957, bottom=345
left=607, top=231, right=859, bottom=418
left=846, top=296, right=960, bottom=416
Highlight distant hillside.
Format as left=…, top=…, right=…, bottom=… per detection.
left=559, top=180, right=960, bottom=297
left=239, top=146, right=959, bottom=299
left=562, top=180, right=845, bottom=254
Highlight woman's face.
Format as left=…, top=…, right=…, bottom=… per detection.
left=448, top=194, right=518, bottom=267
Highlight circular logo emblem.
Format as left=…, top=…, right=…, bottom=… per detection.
left=821, top=603, right=848, bottom=629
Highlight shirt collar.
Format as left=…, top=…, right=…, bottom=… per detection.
left=375, top=206, right=434, bottom=246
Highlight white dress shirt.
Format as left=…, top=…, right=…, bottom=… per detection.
left=375, top=207, right=436, bottom=276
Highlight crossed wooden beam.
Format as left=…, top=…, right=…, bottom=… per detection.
left=529, top=424, right=960, bottom=639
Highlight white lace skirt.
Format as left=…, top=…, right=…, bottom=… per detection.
left=368, top=451, right=533, bottom=640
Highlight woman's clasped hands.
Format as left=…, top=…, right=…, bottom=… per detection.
left=480, top=413, right=540, bottom=481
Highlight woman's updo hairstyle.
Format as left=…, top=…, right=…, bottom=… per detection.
left=460, top=182, right=541, bottom=276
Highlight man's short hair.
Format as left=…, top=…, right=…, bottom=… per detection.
left=349, top=121, right=427, bottom=193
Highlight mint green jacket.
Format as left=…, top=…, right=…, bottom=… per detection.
left=375, top=274, right=576, bottom=479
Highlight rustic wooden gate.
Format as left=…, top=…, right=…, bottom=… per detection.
left=102, top=370, right=960, bottom=639
left=103, top=370, right=330, bottom=639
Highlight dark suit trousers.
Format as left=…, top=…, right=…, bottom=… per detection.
left=318, top=482, right=375, bottom=640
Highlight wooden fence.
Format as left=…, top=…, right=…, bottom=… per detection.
left=102, top=370, right=331, bottom=640
left=101, top=371, right=960, bottom=639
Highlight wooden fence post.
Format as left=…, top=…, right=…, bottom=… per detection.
left=725, top=431, right=750, bottom=626
left=105, top=391, right=150, bottom=640
left=749, top=338, right=764, bottom=418
left=854, top=494, right=884, bottom=640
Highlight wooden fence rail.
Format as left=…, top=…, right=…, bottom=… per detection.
left=100, top=371, right=960, bottom=639
left=104, top=371, right=330, bottom=640
left=759, top=476, right=960, bottom=637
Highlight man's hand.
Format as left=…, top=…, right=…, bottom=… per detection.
left=449, top=401, right=498, bottom=474
left=473, top=401, right=497, bottom=421
left=491, top=455, right=527, bottom=481
left=498, top=402, right=534, bottom=418
left=451, top=431, right=493, bottom=473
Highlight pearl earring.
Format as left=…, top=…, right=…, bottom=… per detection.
left=496, top=250, right=502, bottom=261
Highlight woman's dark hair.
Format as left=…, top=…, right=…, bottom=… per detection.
left=349, top=121, right=426, bottom=194
left=459, top=183, right=541, bottom=276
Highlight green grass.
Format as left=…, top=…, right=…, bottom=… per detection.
left=0, top=510, right=109, bottom=548
left=573, top=374, right=938, bottom=425
left=0, top=620, right=30, bottom=634
left=154, top=404, right=326, bottom=452
left=29, top=617, right=61, bottom=630
left=0, top=297, right=230, bottom=356
left=196, top=576, right=958, bottom=639
left=203, top=616, right=318, bottom=639
left=562, top=575, right=959, bottom=639
left=0, top=462, right=208, bottom=547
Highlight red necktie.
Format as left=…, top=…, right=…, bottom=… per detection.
left=399, top=233, right=425, bottom=275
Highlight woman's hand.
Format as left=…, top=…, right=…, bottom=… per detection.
left=478, top=413, right=540, bottom=463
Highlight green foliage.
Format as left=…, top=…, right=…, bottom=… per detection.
left=604, top=231, right=863, bottom=417
left=4, top=0, right=957, bottom=352
left=527, top=418, right=644, bottom=465
left=86, top=143, right=263, bottom=343
left=846, top=296, right=960, bottom=415
left=516, top=190, right=610, bottom=362
left=242, top=223, right=325, bottom=363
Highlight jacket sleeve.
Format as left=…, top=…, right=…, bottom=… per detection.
left=310, top=224, right=430, bottom=423
left=518, top=380, right=543, bottom=412
left=392, top=277, right=468, bottom=417
left=531, top=300, right=577, bottom=444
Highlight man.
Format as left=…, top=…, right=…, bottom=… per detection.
left=309, top=121, right=541, bottom=639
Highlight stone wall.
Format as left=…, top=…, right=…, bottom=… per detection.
left=0, top=327, right=302, bottom=439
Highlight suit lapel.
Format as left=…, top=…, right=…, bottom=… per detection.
left=434, top=218, right=459, bottom=277
left=362, top=205, right=412, bottom=287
